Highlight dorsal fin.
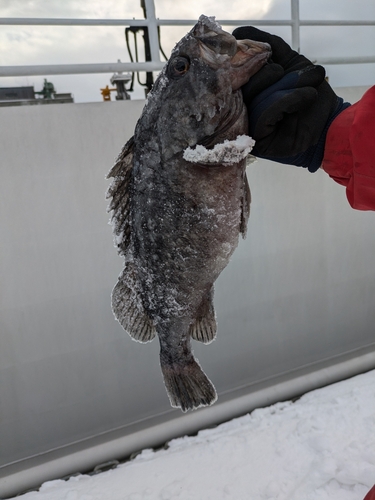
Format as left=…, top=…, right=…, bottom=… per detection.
left=106, top=136, right=134, bottom=256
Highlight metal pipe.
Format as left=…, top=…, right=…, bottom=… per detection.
left=158, top=19, right=293, bottom=26
left=0, top=18, right=294, bottom=26
left=0, top=18, right=375, bottom=26
left=315, top=56, right=375, bottom=65
left=2, top=56, right=374, bottom=79
left=1, top=18, right=374, bottom=27
left=0, top=18, right=155, bottom=26
left=0, top=62, right=165, bottom=77
left=143, top=0, right=161, bottom=63
left=300, top=20, right=375, bottom=26
left=291, top=0, right=300, bottom=51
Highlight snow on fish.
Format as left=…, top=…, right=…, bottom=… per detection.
left=106, top=15, right=271, bottom=412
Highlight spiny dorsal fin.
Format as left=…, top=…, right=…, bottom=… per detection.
left=107, top=135, right=134, bottom=180
left=111, top=261, right=156, bottom=343
left=189, top=288, right=217, bottom=344
left=106, top=136, right=134, bottom=256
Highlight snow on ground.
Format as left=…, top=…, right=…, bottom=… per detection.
left=14, top=370, right=375, bottom=500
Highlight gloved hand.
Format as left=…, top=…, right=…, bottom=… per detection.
left=232, top=26, right=350, bottom=172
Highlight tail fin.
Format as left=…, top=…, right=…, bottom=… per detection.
left=160, top=354, right=217, bottom=412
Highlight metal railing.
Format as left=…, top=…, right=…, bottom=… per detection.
left=0, top=0, right=375, bottom=78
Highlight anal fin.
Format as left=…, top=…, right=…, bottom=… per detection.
left=189, top=288, right=217, bottom=344
left=111, top=262, right=156, bottom=343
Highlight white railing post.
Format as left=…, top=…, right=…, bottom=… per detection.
left=143, top=0, right=161, bottom=63
left=291, top=0, right=300, bottom=52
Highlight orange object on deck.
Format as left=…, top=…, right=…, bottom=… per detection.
left=100, top=85, right=117, bottom=101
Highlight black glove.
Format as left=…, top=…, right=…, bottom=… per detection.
left=232, top=26, right=350, bottom=172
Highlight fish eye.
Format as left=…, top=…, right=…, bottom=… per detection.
left=170, top=56, right=190, bottom=77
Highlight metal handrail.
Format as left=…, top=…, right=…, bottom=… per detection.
left=0, top=0, right=374, bottom=78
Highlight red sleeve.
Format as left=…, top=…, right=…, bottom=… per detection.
left=364, top=486, right=375, bottom=500
left=322, top=86, right=375, bottom=211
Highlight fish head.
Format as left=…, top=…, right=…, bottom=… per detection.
left=192, top=15, right=271, bottom=90
left=165, top=15, right=270, bottom=93
left=142, top=16, right=271, bottom=156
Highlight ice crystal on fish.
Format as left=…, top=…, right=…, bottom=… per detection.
left=198, top=14, right=222, bottom=31
left=183, top=135, right=255, bottom=164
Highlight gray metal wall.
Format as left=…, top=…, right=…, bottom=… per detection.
left=1, top=88, right=375, bottom=498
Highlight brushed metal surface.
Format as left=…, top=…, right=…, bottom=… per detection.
left=1, top=87, right=374, bottom=497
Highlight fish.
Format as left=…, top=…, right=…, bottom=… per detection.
left=106, top=15, right=271, bottom=412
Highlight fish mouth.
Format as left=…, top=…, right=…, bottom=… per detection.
left=192, top=15, right=271, bottom=89
left=231, top=39, right=272, bottom=68
left=230, top=39, right=271, bottom=90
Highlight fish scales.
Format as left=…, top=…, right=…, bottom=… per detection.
left=107, top=15, right=271, bottom=411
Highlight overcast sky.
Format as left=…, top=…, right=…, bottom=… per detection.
left=1, top=0, right=374, bottom=103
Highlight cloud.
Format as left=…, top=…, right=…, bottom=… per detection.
left=155, top=0, right=273, bottom=20
left=0, top=0, right=374, bottom=103
left=0, top=0, right=275, bottom=101
left=0, top=0, right=144, bottom=18
left=299, top=0, right=375, bottom=21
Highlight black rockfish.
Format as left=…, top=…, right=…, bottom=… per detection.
left=106, top=15, right=270, bottom=411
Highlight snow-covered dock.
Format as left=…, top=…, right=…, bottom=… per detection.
left=12, top=370, right=375, bottom=500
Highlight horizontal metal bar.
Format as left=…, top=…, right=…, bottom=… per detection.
left=300, top=20, right=375, bottom=26
left=0, top=61, right=165, bottom=77
left=1, top=17, right=375, bottom=27
left=315, top=56, right=375, bottom=65
left=0, top=17, right=295, bottom=27
left=157, top=19, right=293, bottom=26
left=0, top=18, right=154, bottom=26
left=2, top=55, right=374, bottom=79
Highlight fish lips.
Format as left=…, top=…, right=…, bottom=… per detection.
left=192, top=16, right=271, bottom=88
left=195, top=30, right=271, bottom=91
left=230, top=39, right=272, bottom=90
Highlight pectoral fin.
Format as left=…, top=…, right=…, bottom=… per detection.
left=111, top=261, right=156, bottom=343
left=240, top=172, right=251, bottom=238
left=189, top=288, right=217, bottom=344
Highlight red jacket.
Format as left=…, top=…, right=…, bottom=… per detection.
left=317, top=88, right=375, bottom=500
left=322, top=85, right=375, bottom=211
left=364, top=486, right=375, bottom=500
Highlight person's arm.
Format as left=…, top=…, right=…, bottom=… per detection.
left=364, top=485, right=375, bottom=500
left=233, top=26, right=375, bottom=211
left=322, top=85, right=375, bottom=210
